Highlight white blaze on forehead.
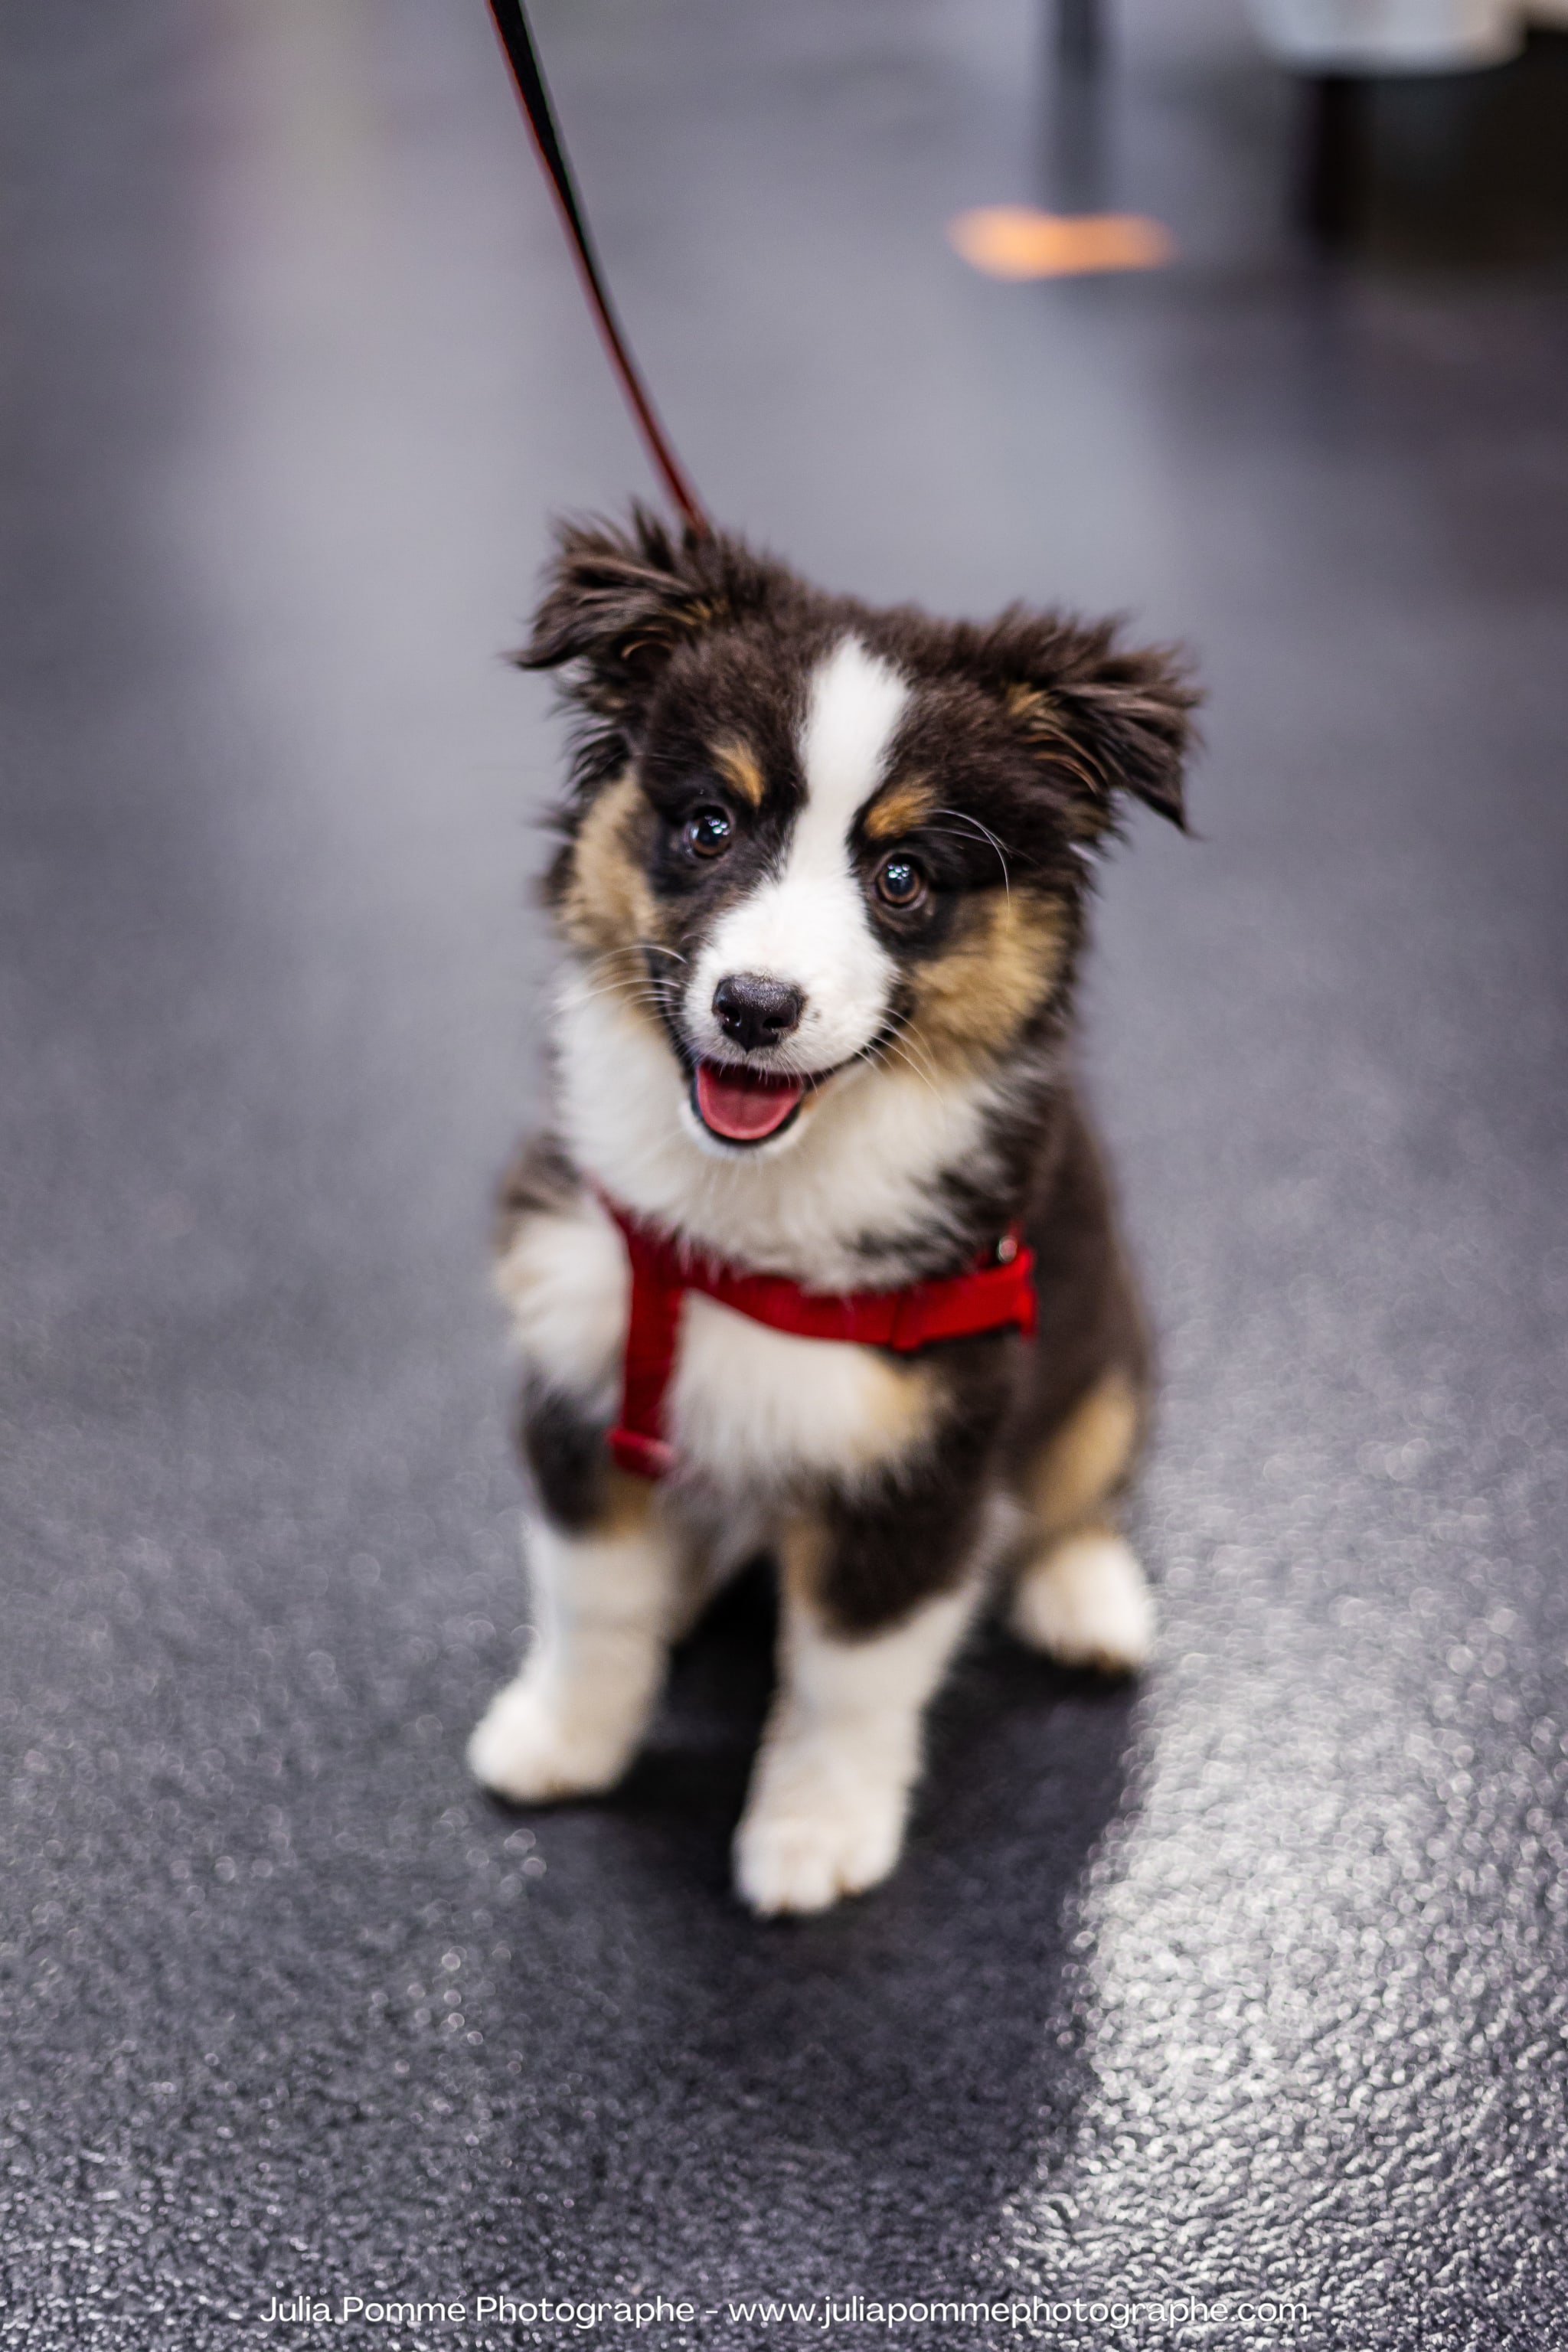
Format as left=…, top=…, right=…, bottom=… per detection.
left=796, top=635, right=910, bottom=856
left=688, top=635, right=909, bottom=1077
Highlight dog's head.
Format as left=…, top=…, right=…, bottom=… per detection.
left=521, top=508, right=1196, bottom=1157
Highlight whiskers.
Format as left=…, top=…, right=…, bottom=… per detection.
left=867, top=1021, right=946, bottom=1107
left=590, top=942, right=688, bottom=973
left=571, top=942, right=687, bottom=1023
left=926, top=808, right=1014, bottom=898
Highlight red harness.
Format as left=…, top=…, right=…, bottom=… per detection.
left=600, top=1196, right=1038, bottom=1480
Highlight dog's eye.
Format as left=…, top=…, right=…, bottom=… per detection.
left=682, top=805, right=733, bottom=860
left=874, top=852, right=927, bottom=910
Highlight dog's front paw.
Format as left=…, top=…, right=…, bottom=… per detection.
left=466, top=1672, right=633, bottom=1803
left=733, top=1749, right=906, bottom=1916
left=1008, top=1530, right=1154, bottom=1674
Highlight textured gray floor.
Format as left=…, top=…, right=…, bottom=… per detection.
left=3, top=2, right=1568, bottom=2346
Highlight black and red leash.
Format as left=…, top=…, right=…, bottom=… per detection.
left=485, top=0, right=711, bottom=537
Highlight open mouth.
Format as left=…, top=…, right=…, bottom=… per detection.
left=691, top=1059, right=809, bottom=1146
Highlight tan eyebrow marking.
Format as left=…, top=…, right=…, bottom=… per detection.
left=710, top=738, right=766, bottom=807
left=861, top=775, right=938, bottom=841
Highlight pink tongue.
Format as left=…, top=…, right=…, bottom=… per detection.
left=695, top=1060, right=805, bottom=1142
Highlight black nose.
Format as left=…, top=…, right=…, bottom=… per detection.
left=712, top=972, right=804, bottom=1052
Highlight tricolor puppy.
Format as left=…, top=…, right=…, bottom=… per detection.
left=469, top=509, right=1197, bottom=1914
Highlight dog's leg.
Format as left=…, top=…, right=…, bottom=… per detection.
left=468, top=1468, right=683, bottom=1802
left=1009, top=1521, right=1153, bottom=1673
left=734, top=1524, right=985, bottom=1916
left=1007, top=1367, right=1153, bottom=1673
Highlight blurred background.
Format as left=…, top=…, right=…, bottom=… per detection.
left=3, top=2, right=1566, bottom=2344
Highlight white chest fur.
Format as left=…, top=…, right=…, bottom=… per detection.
left=495, top=1189, right=935, bottom=1494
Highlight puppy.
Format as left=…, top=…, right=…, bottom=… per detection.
left=469, top=508, right=1196, bottom=1913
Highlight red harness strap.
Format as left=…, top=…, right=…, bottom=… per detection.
left=601, top=1197, right=1037, bottom=1480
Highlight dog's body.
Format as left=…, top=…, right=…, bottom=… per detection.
left=469, top=511, right=1195, bottom=1913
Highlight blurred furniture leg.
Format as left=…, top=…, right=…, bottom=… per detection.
left=1057, top=0, right=1102, bottom=72
left=1301, top=72, right=1366, bottom=243
left=1046, top=0, right=1110, bottom=211
left=1253, top=2, right=1524, bottom=246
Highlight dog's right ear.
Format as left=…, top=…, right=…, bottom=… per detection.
left=517, top=505, right=743, bottom=724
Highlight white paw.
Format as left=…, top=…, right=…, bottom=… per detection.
left=733, top=1753, right=906, bottom=1916
left=466, top=1672, right=633, bottom=1802
left=1008, top=1531, right=1155, bottom=1674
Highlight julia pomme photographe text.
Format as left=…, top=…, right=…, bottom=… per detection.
left=260, top=2286, right=1308, bottom=2334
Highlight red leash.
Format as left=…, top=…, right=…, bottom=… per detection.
left=601, top=1197, right=1038, bottom=1480
left=485, top=0, right=710, bottom=537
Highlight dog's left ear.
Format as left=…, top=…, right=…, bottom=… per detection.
left=966, top=608, right=1200, bottom=837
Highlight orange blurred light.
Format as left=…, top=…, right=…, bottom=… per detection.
left=948, top=206, right=1174, bottom=279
